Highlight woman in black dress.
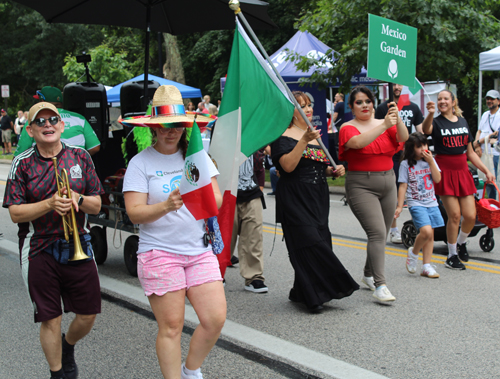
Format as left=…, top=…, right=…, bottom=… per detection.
left=271, top=91, right=359, bottom=313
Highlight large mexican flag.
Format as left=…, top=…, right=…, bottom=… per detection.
left=209, top=18, right=295, bottom=276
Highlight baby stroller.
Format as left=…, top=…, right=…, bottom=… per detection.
left=401, top=166, right=495, bottom=253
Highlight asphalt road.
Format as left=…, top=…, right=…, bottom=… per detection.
left=1, top=160, right=500, bottom=379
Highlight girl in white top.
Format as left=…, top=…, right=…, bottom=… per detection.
left=395, top=133, right=444, bottom=278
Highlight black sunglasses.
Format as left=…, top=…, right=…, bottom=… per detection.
left=32, top=116, right=60, bottom=127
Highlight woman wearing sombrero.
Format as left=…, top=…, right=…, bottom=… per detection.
left=122, top=85, right=225, bottom=379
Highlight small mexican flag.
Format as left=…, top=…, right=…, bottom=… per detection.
left=180, top=121, right=218, bottom=220
left=408, top=77, right=424, bottom=96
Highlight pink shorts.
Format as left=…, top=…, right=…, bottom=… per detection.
left=137, top=249, right=222, bottom=296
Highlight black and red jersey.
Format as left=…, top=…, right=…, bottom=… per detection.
left=3, top=144, right=104, bottom=261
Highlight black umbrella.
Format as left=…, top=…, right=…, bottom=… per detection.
left=13, top=0, right=276, bottom=103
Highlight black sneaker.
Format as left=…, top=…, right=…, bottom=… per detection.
left=230, top=255, right=239, bottom=266
left=458, top=243, right=469, bottom=262
left=50, top=369, right=66, bottom=379
left=245, top=280, right=268, bottom=293
left=445, top=255, right=466, bottom=270
left=62, top=334, right=78, bottom=379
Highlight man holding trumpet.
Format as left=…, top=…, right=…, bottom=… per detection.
left=3, top=102, right=104, bottom=379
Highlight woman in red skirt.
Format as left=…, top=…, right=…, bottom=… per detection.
left=422, top=90, right=495, bottom=270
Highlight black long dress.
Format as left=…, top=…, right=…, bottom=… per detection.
left=271, top=136, right=359, bottom=309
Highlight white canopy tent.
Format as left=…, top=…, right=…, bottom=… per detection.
left=478, top=46, right=500, bottom=125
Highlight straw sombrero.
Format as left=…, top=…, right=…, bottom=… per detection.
left=118, top=85, right=216, bottom=128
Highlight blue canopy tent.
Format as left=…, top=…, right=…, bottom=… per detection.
left=106, top=74, right=202, bottom=104
left=269, top=31, right=378, bottom=144
left=269, top=31, right=335, bottom=147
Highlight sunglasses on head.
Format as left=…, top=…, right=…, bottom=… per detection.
left=32, top=116, right=60, bottom=127
left=36, top=90, right=46, bottom=101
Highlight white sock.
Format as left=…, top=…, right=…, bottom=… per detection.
left=376, top=285, right=387, bottom=290
left=390, top=227, right=398, bottom=233
left=447, top=243, right=457, bottom=258
left=409, top=248, right=419, bottom=258
left=422, top=263, right=431, bottom=270
left=457, top=230, right=470, bottom=245
left=183, top=364, right=201, bottom=376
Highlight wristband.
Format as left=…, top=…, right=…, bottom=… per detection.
left=78, top=194, right=84, bottom=206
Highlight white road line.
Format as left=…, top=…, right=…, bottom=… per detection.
left=2, top=240, right=389, bottom=379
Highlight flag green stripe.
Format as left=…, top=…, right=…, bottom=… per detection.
left=186, top=121, right=203, bottom=155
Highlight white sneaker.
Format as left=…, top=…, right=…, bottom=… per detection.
left=361, top=276, right=376, bottom=291
left=181, top=363, right=204, bottom=379
left=421, top=265, right=440, bottom=278
left=406, top=247, right=418, bottom=274
left=390, top=230, right=402, bottom=244
left=373, top=285, right=396, bottom=302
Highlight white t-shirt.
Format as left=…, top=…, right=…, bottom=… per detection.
left=399, top=158, right=440, bottom=208
left=123, top=146, right=219, bottom=256
left=478, top=110, right=500, bottom=157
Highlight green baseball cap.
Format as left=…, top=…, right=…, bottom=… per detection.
left=34, top=86, right=63, bottom=103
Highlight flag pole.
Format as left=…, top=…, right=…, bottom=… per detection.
left=229, top=1, right=337, bottom=170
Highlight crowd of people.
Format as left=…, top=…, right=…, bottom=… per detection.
left=2, top=83, right=497, bottom=379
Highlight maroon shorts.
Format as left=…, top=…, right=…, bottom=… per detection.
left=434, top=154, right=477, bottom=197
left=26, top=252, right=101, bottom=323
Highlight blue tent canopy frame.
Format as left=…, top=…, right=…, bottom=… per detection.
left=106, top=74, right=202, bottom=103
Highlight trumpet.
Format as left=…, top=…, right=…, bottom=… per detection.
left=52, top=157, right=90, bottom=261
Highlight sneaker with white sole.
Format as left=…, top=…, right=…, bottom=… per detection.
left=181, top=364, right=203, bottom=379
left=421, top=265, right=440, bottom=278
left=373, top=285, right=396, bottom=302
left=245, top=279, right=268, bottom=293
left=361, top=276, right=375, bottom=291
left=390, top=230, right=402, bottom=244
left=406, top=247, right=418, bottom=274
left=444, top=255, right=466, bottom=270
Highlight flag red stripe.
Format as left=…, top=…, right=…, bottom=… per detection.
left=398, top=94, right=411, bottom=111
left=182, top=183, right=218, bottom=220
left=216, top=190, right=237, bottom=278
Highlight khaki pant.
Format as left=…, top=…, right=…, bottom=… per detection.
left=2, top=129, right=12, bottom=144
left=230, top=197, right=265, bottom=285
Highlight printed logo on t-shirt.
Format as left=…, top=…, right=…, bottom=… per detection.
left=70, top=164, right=83, bottom=179
left=440, top=127, right=469, bottom=148
left=162, top=175, right=182, bottom=194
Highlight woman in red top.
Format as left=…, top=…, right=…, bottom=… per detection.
left=339, top=85, right=408, bottom=303
left=423, top=90, right=494, bottom=270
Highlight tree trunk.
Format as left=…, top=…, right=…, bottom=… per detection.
left=162, top=33, right=186, bottom=85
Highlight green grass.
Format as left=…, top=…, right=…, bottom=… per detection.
left=0, top=146, right=16, bottom=160
left=265, top=168, right=345, bottom=187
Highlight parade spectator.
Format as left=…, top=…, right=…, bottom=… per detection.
left=123, top=85, right=225, bottom=379
left=14, top=110, right=27, bottom=145
left=395, top=132, right=444, bottom=278
left=1, top=109, right=13, bottom=155
left=197, top=101, right=209, bottom=114
left=327, top=93, right=344, bottom=164
left=16, top=86, right=101, bottom=157
left=422, top=90, right=495, bottom=269
left=3, top=102, right=104, bottom=379
left=186, top=102, right=196, bottom=111
left=339, top=85, right=408, bottom=303
left=271, top=91, right=358, bottom=313
left=203, top=95, right=214, bottom=110
left=230, top=155, right=268, bottom=293
left=375, top=83, right=424, bottom=244
left=474, top=89, right=500, bottom=199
